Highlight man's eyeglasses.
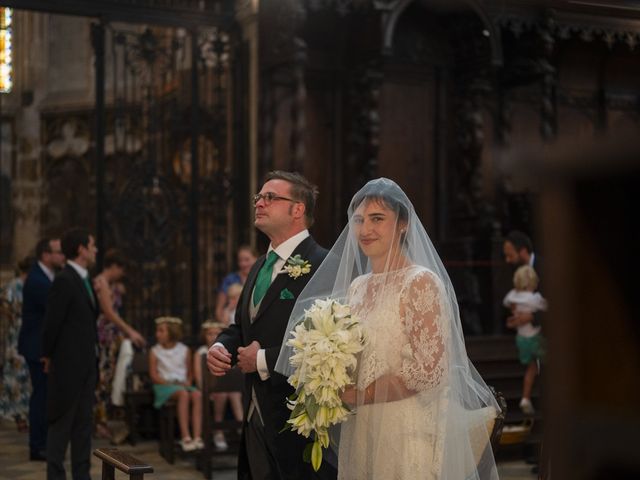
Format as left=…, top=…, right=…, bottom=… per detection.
left=252, top=192, right=300, bottom=206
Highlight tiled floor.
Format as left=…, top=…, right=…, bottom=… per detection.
left=0, top=419, right=535, bottom=479
left=0, top=419, right=236, bottom=480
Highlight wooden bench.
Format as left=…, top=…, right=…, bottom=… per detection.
left=93, top=448, right=153, bottom=479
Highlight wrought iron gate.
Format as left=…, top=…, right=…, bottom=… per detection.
left=91, top=21, right=236, bottom=338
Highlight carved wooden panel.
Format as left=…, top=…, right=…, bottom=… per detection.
left=378, top=73, right=436, bottom=232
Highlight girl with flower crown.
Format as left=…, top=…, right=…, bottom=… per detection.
left=149, top=316, right=203, bottom=452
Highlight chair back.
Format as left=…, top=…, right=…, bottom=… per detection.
left=127, top=350, right=150, bottom=392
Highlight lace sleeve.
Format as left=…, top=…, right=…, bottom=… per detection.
left=398, top=269, right=446, bottom=392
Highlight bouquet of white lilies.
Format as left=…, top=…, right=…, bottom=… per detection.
left=285, top=298, right=365, bottom=471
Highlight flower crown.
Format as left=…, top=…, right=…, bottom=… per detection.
left=154, top=316, right=183, bottom=326
left=201, top=320, right=224, bottom=330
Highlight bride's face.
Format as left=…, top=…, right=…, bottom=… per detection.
left=352, top=199, right=404, bottom=262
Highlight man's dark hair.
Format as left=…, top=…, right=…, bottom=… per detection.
left=505, top=230, right=533, bottom=253
left=61, top=227, right=91, bottom=260
left=104, top=249, right=127, bottom=269
left=265, top=171, right=318, bottom=227
left=35, top=238, right=53, bottom=260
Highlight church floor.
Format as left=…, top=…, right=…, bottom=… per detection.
left=0, top=419, right=534, bottom=479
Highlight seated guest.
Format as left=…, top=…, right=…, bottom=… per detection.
left=214, top=246, right=257, bottom=323
left=222, top=283, right=242, bottom=325
left=194, top=321, right=243, bottom=450
left=149, top=316, right=202, bottom=452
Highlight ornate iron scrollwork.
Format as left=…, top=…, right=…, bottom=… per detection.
left=496, top=8, right=640, bottom=51
left=114, top=169, right=184, bottom=261
left=539, top=10, right=557, bottom=140
left=97, top=22, right=235, bottom=334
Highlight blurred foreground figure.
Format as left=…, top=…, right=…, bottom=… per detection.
left=515, top=136, right=640, bottom=479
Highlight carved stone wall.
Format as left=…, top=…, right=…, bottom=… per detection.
left=0, top=12, right=99, bottom=279
left=2, top=9, right=239, bottom=334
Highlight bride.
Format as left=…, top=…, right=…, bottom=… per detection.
left=277, top=178, right=500, bottom=479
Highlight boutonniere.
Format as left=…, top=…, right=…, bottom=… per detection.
left=283, top=254, right=312, bottom=279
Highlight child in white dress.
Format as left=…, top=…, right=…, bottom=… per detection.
left=149, top=316, right=202, bottom=451
left=503, top=265, right=547, bottom=414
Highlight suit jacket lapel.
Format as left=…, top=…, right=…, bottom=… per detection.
left=253, top=236, right=315, bottom=323
left=67, top=265, right=97, bottom=312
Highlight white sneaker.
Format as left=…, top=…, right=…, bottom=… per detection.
left=213, top=431, right=228, bottom=451
left=519, top=398, right=535, bottom=415
left=192, top=437, right=204, bottom=450
left=179, top=437, right=197, bottom=452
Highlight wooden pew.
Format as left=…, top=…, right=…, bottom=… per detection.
left=93, top=448, right=153, bottom=480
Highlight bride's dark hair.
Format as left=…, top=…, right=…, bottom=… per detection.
left=348, top=180, right=410, bottom=224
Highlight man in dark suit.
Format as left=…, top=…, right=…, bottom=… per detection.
left=208, top=171, right=334, bottom=480
left=18, top=237, right=65, bottom=461
left=503, top=230, right=543, bottom=280
left=42, top=228, right=98, bottom=480
left=503, top=230, right=545, bottom=328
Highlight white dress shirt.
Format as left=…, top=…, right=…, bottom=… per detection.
left=67, top=260, right=88, bottom=279
left=38, top=261, right=55, bottom=282
left=214, top=230, right=310, bottom=380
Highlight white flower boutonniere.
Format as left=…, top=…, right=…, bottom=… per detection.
left=283, top=254, right=312, bottom=279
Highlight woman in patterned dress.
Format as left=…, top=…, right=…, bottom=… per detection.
left=0, top=257, right=33, bottom=431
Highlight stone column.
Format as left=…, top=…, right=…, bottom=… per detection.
left=12, top=11, right=49, bottom=261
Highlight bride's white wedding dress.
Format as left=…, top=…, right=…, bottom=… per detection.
left=338, top=265, right=450, bottom=480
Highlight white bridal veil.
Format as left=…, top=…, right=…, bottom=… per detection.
left=276, top=178, right=500, bottom=479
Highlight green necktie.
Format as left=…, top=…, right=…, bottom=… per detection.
left=253, top=251, right=279, bottom=306
left=82, top=276, right=95, bottom=306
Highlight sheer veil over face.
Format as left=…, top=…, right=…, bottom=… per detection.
left=276, top=178, right=500, bottom=479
